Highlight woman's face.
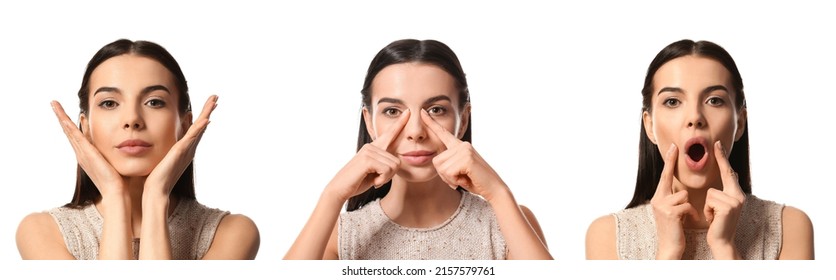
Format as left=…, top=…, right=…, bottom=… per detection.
left=643, top=55, right=746, bottom=190
left=80, top=54, right=188, bottom=177
left=364, top=62, right=469, bottom=183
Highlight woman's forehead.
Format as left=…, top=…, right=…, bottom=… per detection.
left=370, top=62, right=460, bottom=105
left=652, top=55, right=733, bottom=94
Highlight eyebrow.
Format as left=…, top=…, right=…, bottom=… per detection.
left=701, top=85, right=729, bottom=95
left=657, top=85, right=729, bottom=95
left=93, top=85, right=171, bottom=96
left=376, top=95, right=453, bottom=106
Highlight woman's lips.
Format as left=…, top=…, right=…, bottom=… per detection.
left=116, top=139, right=152, bottom=156
left=683, top=137, right=708, bottom=171
left=400, top=150, right=436, bottom=166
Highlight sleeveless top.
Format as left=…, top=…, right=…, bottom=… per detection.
left=338, top=191, right=507, bottom=260
left=613, top=195, right=783, bottom=260
left=48, top=199, right=229, bottom=260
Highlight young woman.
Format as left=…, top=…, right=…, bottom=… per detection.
left=15, top=39, right=260, bottom=260
left=284, top=39, right=551, bottom=260
left=586, top=39, right=814, bottom=260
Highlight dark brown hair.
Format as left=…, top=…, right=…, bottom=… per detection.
left=346, top=39, right=471, bottom=211
left=627, top=39, right=751, bottom=209
left=67, top=39, right=194, bottom=207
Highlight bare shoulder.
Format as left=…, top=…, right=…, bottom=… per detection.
left=779, top=205, right=814, bottom=259
left=16, top=212, right=74, bottom=259
left=203, top=213, right=260, bottom=260
left=518, top=204, right=547, bottom=247
left=585, top=214, right=617, bottom=260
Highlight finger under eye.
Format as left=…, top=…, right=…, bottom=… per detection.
left=371, top=109, right=410, bottom=149
left=419, top=109, right=460, bottom=147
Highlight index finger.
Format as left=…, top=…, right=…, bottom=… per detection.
left=51, top=100, right=74, bottom=124
left=713, top=141, right=744, bottom=198
left=654, top=143, right=678, bottom=198
left=419, top=108, right=462, bottom=148
left=51, top=101, right=83, bottom=139
left=371, top=109, right=410, bottom=149
left=194, top=95, right=219, bottom=122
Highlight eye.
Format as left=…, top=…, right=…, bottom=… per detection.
left=98, top=100, right=118, bottom=110
left=145, top=98, right=166, bottom=108
left=382, top=107, right=401, bottom=118
left=706, top=96, right=725, bottom=106
left=662, top=98, right=680, bottom=108
left=426, top=105, right=448, bottom=116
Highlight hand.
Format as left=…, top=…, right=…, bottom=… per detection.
left=704, top=141, right=745, bottom=259
left=420, top=109, right=506, bottom=202
left=143, top=95, right=218, bottom=198
left=650, top=144, right=699, bottom=260
left=324, top=109, right=410, bottom=202
left=52, top=101, right=125, bottom=196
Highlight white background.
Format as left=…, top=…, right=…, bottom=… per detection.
left=1, top=0, right=832, bottom=276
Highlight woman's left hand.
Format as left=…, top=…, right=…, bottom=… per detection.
left=704, top=140, right=745, bottom=259
left=144, top=95, right=218, bottom=198
left=420, top=109, right=507, bottom=202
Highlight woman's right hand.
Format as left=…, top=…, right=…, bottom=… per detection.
left=323, top=109, right=410, bottom=203
left=52, top=101, right=125, bottom=196
left=650, top=144, right=699, bottom=260
left=285, top=110, right=410, bottom=260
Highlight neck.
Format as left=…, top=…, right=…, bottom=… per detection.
left=380, top=175, right=462, bottom=228
left=96, top=176, right=178, bottom=238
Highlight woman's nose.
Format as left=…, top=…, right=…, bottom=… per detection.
left=404, top=110, right=426, bottom=142
left=122, top=106, right=145, bottom=130
left=686, top=104, right=706, bottom=129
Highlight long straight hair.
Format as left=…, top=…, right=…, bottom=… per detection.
left=626, top=39, right=751, bottom=209
left=66, top=39, right=195, bottom=208
left=345, top=39, right=471, bottom=211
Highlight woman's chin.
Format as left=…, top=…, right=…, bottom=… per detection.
left=395, top=167, right=439, bottom=184
left=675, top=173, right=713, bottom=190
left=113, top=165, right=154, bottom=178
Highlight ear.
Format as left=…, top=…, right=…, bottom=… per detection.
left=642, top=110, right=657, bottom=144
left=457, top=103, right=471, bottom=139
left=734, top=107, right=747, bottom=142
left=362, top=106, right=375, bottom=140
left=79, top=114, right=91, bottom=140
left=179, top=111, right=193, bottom=140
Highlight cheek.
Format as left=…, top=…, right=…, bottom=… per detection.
left=707, top=111, right=737, bottom=142
left=434, top=116, right=458, bottom=135
left=146, top=112, right=182, bottom=148
left=371, top=115, right=394, bottom=138
left=87, top=115, right=117, bottom=147
left=650, top=113, right=677, bottom=146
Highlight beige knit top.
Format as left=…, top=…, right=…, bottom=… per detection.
left=613, top=195, right=783, bottom=260
left=338, top=191, right=506, bottom=260
left=48, top=199, right=228, bottom=260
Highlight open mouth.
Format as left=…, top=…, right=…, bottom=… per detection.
left=687, top=143, right=706, bottom=162
left=683, top=137, right=709, bottom=171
